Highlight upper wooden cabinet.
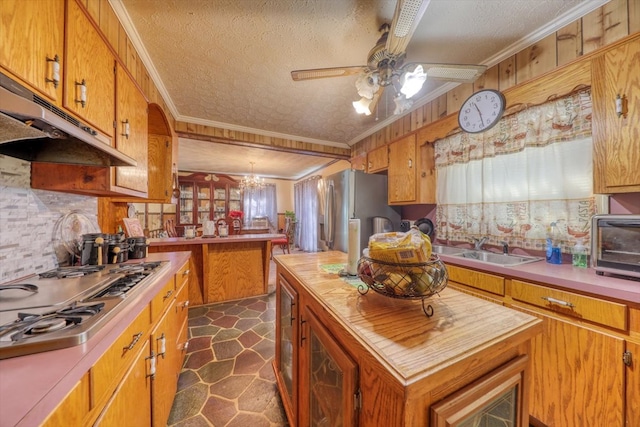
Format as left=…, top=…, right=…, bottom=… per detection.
left=0, top=0, right=64, bottom=102
left=592, top=34, right=640, bottom=194
left=366, top=145, right=388, bottom=173
left=387, top=132, right=436, bottom=205
left=388, top=134, right=417, bottom=204
left=64, top=0, right=115, bottom=137
left=114, top=65, right=148, bottom=194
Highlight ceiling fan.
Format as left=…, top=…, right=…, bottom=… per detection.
left=291, top=0, right=487, bottom=116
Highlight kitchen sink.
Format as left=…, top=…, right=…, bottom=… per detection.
left=431, top=245, right=466, bottom=256
left=456, top=250, right=543, bottom=266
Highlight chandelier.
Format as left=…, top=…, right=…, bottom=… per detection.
left=239, top=162, right=265, bottom=190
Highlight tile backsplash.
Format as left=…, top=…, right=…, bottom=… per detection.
left=0, top=155, right=98, bottom=282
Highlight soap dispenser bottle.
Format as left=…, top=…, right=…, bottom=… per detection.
left=572, top=238, right=588, bottom=268
left=546, top=222, right=562, bottom=264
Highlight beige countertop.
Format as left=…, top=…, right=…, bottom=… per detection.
left=0, top=252, right=190, bottom=427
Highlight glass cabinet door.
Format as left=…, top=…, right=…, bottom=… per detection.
left=213, top=186, right=227, bottom=220
left=196, top=183, right=212, bottom=224
left=228, top=186, right=241, bottom=213
left=178, top=182, right=194, bottom=225
left=275, top=275, right=298, bottom=424
left=302, top=307, right=357, bottom=427
left=431, top=355, right=528, bottom=427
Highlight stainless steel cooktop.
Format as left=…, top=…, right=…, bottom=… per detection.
left=0, top=261, right=168, bottom=359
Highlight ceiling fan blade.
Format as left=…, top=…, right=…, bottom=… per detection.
left=291, top=66, right=367, bottom=81
left=407, top=63, right=488, bottom=83
left=385, top=0, right=431, bottom=57
left=367, top=86, right=384, bottom=115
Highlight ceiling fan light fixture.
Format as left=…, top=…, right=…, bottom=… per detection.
left=393, top=93, right=413, bottom=115
left=353, top=97, right=373, bottom=115
left=355, top=73, right=379, bottom=99
left=400, top=64, right=426, bottom=99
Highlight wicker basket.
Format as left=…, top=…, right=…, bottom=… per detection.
left=356, top=255, right=448, bottom=316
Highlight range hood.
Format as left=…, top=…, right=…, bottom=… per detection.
left=0, top=72, right=136, bottom=167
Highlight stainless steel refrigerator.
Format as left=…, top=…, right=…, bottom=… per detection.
left=318, top=169, right=401, bottom=253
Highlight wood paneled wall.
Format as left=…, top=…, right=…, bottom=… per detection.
left=351, top=0, right=640, bottom=156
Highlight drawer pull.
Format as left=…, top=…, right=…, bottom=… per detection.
left=182, top=269, right=190, bottom=276
left=541, top=296, right=574, bottom=308
left=179, top=300, right=190, bottom=310
left=123, top=332, right=143, bottom=352
left=162, top=289, right=173, bottom=301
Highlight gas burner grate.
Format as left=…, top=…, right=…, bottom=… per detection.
left=39, top=265, right=106, bottom=279
left=88, top=273, right=149, bottom=300
left=1, top=302, right=105, bottom=342
left=109, top=262, right=162, bottom=275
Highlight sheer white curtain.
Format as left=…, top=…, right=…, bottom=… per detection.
left=436, top=88, right=595, bottom=253
left=242, top=184, right=277, bottom=231
left=294, top=176, right=322, bottom=252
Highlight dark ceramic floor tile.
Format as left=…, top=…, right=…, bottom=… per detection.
left=227, top=412, right=271, bottom=427
left=189, top=316, right=214, bottom=327
left=233, top=349, right=268, bottom=375
left=197, top=359, right=234, bottom=384
left=167, top=382, right=209, bottom=424
left=188, top=307, right=208, bottom=318
left=252, top=339, right=275, bottom=360
left=251, top=322, right=273, bottom=337
left=172, top=415, right=212, bottom=427
left=190, top=324, right=220, bottom=337
left=247, top=301, right=267, bottom=312
left=258, top=360, right=276, bottom=381
left=184, top=348, right=214, bottom=369
left=212, top=339, right=244, bottom=360
left=238, top=330, right=262, bottom=348
left=224, top=304, right=249, bottom=315
left=212, top=315, right=240, bottom=328
left=206, top=310, right=225, bottom=321
left=177, top=370, right=201, bottom=392
left=187, top=336, right=213, bottom=353
left=235, top=317, right=261, bottom=331
left=237, top=378, right=278, bottom=413
left=211, top=374, right=254, bottom=399
left=237, top=308, right=262, bottom=319
left=201, top=395, right=237, bottom=427
left=212, top=327, right=242, bottom=341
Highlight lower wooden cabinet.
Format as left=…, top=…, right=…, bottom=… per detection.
left=41, top=373, right=91, bottom=427
left=94, top=340, right=152, bottom=427
left=274, top=274, right=299, bottom=424
left=442, top=263, right=637, bottom=427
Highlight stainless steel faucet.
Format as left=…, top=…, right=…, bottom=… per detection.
left=500, top=241, right=509, bottom=254
left=471, top=236, right=488, bottom=251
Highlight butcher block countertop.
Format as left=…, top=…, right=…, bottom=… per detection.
left=274, top=251, right=542, bottom=386
left=0, top=252, right=190, bottom=427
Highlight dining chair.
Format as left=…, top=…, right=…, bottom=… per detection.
left=271, top=219, right=293, bottom=256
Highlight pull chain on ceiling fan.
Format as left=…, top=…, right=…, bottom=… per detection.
left=291, top=0, right=487, bottom=116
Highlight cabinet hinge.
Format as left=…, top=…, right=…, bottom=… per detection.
left=623, top=351, right=632, bottom=367
left=354, top=389, right=362, bottom=410
left=165, top=140, right=170, bottom=148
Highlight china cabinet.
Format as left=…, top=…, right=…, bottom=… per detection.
left=177, top=173, right=240, bottom=230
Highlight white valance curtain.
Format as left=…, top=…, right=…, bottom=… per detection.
left=435, top=88, right=595, bottom=253
left=294, top=176, right=322, bottom=252
left=242, top=184, right=277, bottom=231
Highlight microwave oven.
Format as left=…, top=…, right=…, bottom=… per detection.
left=591, top=214, right=640, bottom=279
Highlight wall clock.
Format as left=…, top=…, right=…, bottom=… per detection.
left=458, top=89, right=506, bottom=133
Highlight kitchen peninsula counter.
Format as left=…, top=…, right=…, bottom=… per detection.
left=149, top=233, right=284, bottom=305
left=273, top=251, right=543, bottom=426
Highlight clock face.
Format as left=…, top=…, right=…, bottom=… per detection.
left=458, top=89, right=506, bottom=134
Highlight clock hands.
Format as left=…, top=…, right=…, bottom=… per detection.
left=473, top=102, right=484, bottom=124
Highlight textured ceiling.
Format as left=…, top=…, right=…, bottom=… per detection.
left=113, top=0, right=605, bottom=179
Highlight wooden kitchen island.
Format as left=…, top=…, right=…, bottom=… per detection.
left=273, top=251, right=543, bottom=426
left=149, top=233, right=282, bottom=305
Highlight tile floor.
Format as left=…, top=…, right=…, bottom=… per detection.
left=167, top=259, right=289, bottom=427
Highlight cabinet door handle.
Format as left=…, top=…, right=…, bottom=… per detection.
left=121, top=119, right=130, bottom=139
left=182, top=269, right=190, bottom=276
left=45, top=55, right=60, bottom=88
left=541, top=296, right=574, bottom=308
left=146, top=351, right=156, bottom=379
left=156, top=333, right=166, bottom=358
left=408, top=158, right=413, bottom=168
left=75, top=79, right=87, bottom=107
left=162, top=289, right=174, bottom=301
left=123, top=332, right=143, bottom=353
left=300, top=317, right=307, bottom=345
